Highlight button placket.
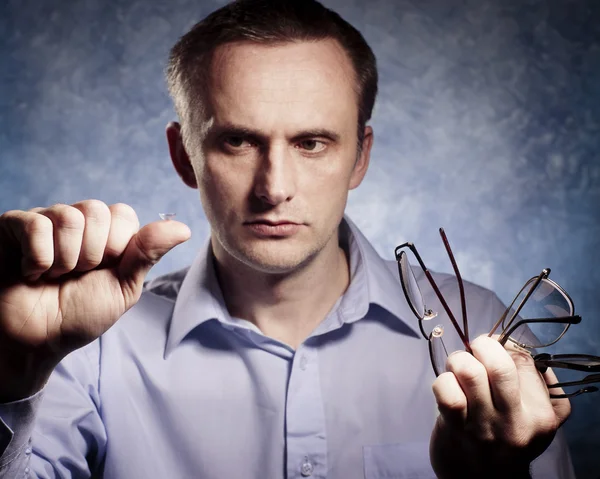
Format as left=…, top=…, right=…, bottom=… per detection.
left=285, top=344, right=327, bottom=478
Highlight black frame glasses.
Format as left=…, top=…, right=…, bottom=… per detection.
left=533, top=353, right=600, bottom=398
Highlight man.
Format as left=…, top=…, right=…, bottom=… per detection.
left=0, top=1, right=575, bottom=477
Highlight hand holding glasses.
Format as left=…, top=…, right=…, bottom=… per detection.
left=395, top=228, right=600, bottom=399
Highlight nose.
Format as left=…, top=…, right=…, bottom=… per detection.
left=253, top=144, right=297, bottom=206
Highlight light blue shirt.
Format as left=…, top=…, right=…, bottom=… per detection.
left=0, top=217, right=574, bottom=478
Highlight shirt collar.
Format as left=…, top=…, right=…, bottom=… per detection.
left=164, top=239, right=228, bottom=357
left=336, top=216, right=420, bottom=335
left=165, top=216, right=420, bottom=356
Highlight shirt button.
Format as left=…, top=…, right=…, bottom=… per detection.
left=24, top=467, right=30, bottom=474
left=24, top=448, right=31, bottom=455
left=301, top=459, right=313, bottom=477
left=299, top=355, right=308, bottom=370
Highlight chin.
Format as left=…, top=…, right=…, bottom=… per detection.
left=233, top=241, right=317, bottom=275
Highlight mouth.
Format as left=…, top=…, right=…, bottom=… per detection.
left=244, top=219, right=302, bottom=237
left=248, top=219, right=299, bottom=226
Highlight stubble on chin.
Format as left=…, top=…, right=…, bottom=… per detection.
left=213, top=226, right=324, bottom=276
left=229, top=239, right=319, bottom=275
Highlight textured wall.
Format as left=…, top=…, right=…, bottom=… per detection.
left=1, top=0, right=599, bottom=476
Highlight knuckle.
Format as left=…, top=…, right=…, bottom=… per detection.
left=559, top=400, right=572, bottom=419
left=53, top=257, right=77, bottom=272
left=76, top=257, right=101, bottom=270
left=110, top=203, right=138, bottom=224
left=501, top=428, right=530, bottom=450
left=456, top=363, right=486, bottom=387
left=77, top=248, right=105, bottom=269
left=29, top=253, right=54, bottom=271
left=0, top=209, right=19, bottom=220
left=441, top=393, right=467, bottom=412
left=510, top=350, right=534, bottom=367
left=25, top=213, right=54, bottom=236
left=47, top=204, right=86, bottom=230
left=447, top=354, right=486, bottom=386
left=486, top=361, right=517, bottom=382
left=537, top=411, right=559, bottom=434
left=444, top=351, right=466, bottom=370
left=74, top=199, right=111, bottom=222
left=134, top=230, right=160, bottom=264
left=0, top=210, right=25, bottom=232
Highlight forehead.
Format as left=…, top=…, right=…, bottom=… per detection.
left=201, top=39, right=359, bottom=131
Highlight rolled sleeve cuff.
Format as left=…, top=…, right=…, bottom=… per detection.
left=0, top=389, right=45, bottom=470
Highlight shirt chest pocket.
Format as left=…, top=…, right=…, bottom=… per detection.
left=363, top=442, right=436, bottom=479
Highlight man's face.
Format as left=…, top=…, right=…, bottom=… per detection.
left=178, top=39, right=372, bottom=274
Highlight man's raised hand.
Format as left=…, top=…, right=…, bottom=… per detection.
left=0, top=201, right=190, bottom=401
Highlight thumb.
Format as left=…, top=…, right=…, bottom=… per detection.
left=117, top=220, right=191, bottom=304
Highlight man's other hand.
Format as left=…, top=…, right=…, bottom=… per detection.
left=430, top=335, right=571, bottom=479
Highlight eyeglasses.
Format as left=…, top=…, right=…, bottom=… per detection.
left=395, top=228, right=472, bottom=376
left=533, top=353, right=600, bottom=398
left=488, top=268, right=581, bottom=349
left=395, top=228, right=600, bottom=399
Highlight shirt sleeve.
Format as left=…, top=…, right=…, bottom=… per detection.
left=0, top=340, right=107, bottom=478
left=531, top=428, right=576, bottom=479
left=0, top=390, right=44, bottom=477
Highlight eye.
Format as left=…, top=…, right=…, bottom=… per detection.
left=298, top=139, right=326, bottom=153
left=224, top=136, right=252, bottom=148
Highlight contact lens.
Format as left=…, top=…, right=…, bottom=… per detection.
left=159, top=213, right=177, bottom=221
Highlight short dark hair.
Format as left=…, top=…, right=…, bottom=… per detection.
left=166, top=0, right=378, bottom=147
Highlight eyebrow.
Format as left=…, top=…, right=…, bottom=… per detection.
left=208, top=122, right=341, bottom=143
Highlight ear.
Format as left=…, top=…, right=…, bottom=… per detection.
left=349, top=126, right=373, bottom=190
left=166, top=122, right=198, bottom=189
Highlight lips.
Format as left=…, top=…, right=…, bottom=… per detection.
left=250, top=220, right=298, bottom=226
left=245, top=219, right=302, bottom=237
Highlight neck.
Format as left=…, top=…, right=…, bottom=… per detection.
left=213, top=233, right=351, bottom=350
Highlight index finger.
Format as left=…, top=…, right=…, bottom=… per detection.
left=470, top=335, right=521, bottom=413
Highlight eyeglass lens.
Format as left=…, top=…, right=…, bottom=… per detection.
left=428, top=326, right=449, bottom=377
left=399, top=251, right=426, bottom=319
left=502, top=278, right=572, bottom=348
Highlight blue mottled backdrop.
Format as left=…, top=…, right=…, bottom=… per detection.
left=1, top=0, right=599, bottom=476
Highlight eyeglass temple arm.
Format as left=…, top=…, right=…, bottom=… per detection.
left=399, top=243, right=471, bottom=354
left=439, top=228, right=469, bottom=343
left=488, top=269, right=549, bottom=338
left=534, top=352, right=600, bottom=373
left=547, top=373, right=600, bottom=389
left=549, top=386, right=598, bottom=399
left=497, top=315, right=581, bottom=347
